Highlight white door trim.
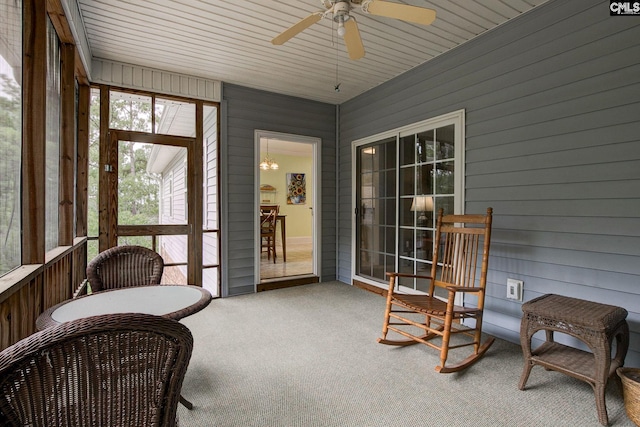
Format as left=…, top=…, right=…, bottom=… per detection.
left=254, top=130, right=321, bottom=289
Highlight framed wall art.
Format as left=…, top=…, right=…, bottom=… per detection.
left=286, top=173, right=306, bottom=205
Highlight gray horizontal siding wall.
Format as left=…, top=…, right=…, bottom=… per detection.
left=338, top=0, right=640, bottom=365
left=222, top=84, right=336, bottom=296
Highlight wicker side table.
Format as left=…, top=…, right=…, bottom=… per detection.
left=519, top=294, right=629, bottom=426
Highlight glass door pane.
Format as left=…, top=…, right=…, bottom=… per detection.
left=355, top=137, right=396, bottom=282
left=397, top=124, right=457, bottom=291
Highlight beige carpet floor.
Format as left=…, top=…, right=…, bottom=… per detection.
left=177, top=281, right=635, bottom=427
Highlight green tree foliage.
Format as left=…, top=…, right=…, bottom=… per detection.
left=0, top=74, right=21, bottom=276
left=87, top=92, right=101, bottom=239
left=118, top=143, right=159, bottom=225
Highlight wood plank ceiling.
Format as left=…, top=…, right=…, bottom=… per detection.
left=77, top=0, right=549, bottom=104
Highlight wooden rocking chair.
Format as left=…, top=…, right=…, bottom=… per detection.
left=378, top=207, right=494, bottom=373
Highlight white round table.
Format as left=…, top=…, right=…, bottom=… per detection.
left=37, top=285, right=211, bottom=330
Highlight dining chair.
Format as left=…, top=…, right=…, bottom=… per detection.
left=0, top=313, right=193, bottom=427
left=86, top=245, right=164, bottom=292
left=260, top=205, right=279, bottom=263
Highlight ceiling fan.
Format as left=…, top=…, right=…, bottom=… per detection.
left=271, top=0, right=436, bottom=60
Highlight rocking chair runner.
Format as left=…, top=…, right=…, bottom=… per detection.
left=378, top=207, right=494, bottom=373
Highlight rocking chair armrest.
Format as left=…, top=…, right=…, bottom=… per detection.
left=445, top=286, right=483, bottom=293
left=385, top=272, right=433, bottom=295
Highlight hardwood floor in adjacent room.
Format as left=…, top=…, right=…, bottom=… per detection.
left=260, top=238, right=312, bottom=280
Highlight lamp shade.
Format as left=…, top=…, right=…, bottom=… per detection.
left=410, top=196, right=434, bottom=212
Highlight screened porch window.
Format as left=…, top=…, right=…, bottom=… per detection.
left=45, top=18, right=61, bottom=252
left=0, top=0, right=22, bottom=276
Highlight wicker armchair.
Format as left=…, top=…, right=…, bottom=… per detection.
left=0, top=313, right=193, bottom=427
left=87, top=245, right=164, bottom=292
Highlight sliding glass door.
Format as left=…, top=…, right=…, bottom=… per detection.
left=353, top=110, right=465, bottom=292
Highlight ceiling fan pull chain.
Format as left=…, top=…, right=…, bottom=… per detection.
left=335, top=33, right=341, bottom=93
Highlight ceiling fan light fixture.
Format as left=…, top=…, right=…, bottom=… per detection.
left=332, top=2, right=351, bottom=21
left=272, top=0, right=436, bottom=59
left=337, top=19, right=346, bottom=36
left=333, top=3, right=353, bottom=44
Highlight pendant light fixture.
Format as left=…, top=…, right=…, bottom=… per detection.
left=260, top=139, right=279, bottom=170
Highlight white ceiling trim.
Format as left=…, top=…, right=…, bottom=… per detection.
left=61, top=0, right=93, bottom=76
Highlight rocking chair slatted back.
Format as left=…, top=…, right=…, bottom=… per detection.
left=433, top=217, right=490, bottom=294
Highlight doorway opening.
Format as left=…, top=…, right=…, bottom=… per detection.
left=255, top=131, right=320, bottom=291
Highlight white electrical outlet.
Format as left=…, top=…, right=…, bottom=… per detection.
left=506, top=278, right=523, bottom=301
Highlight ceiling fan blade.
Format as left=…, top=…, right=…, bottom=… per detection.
left=272, top=12, right=324, bottom=45
left=343, top=18, right=365, bottom=60
left=364, top=1, right=436, bottom=26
